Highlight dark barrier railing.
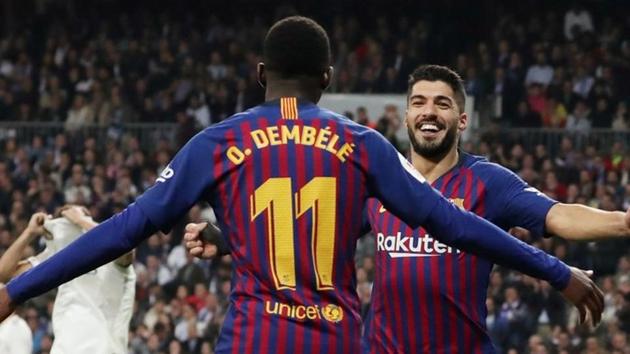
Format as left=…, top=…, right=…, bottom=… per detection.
left=469, top=128, right=630, bottom=155
left=0, top=122, right=628, bottom=155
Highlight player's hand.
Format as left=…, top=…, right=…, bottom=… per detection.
left=60, top=205, right=91, bottom=225
left=185, top=222, right=218, bottom=259
left=25, top=212, right=51, bottom=240
left=508, top=227, right=531, bottom=241
left=0, top=285, right=16, bottom=323
left=560, top=267, right=604, bottom=327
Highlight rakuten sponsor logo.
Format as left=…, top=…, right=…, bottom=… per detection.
left=376, top=232, right=461, bottom=258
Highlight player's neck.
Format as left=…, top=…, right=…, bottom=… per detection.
left=411, top=146, right=459, bottom=184
left=265, top=81, right=322, bottom=104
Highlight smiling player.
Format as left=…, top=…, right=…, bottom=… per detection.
left=363, top=65, right=629, bottom=354
left=0, top=18, right=603, bottom=354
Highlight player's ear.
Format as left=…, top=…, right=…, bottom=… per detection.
left=321, top=66, right=333, bottom=90
left=257, top=62, right=266, bottom=88
left=458, top=112, right=468, bottom=131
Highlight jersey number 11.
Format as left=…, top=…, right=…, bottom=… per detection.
left=250, top=177, right=336, bottom=291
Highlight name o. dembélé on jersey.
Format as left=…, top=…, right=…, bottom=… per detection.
left=226, top=124, right=356, bottom=165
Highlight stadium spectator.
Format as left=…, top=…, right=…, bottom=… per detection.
left=495, top=286, right=536, bottom=352
left=566, top=100, right=592, bottom=134
left=542, top=95, right=568, bottom=127
left=525, top=51, right=554, bottom=87
left=564, top=2, right=594, bottom=41
left=513, top=100, right=543, bottom=127
left=64, top=94, right=93, bottom=131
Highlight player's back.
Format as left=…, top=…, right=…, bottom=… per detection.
left=208, top=97, right=371, bottom=354
left=135, top=96, right=567, bottom=354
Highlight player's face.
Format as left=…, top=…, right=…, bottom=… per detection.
left=405, top=80, right=467, bottom=158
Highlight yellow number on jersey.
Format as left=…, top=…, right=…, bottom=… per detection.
left=250, top=177, right=337, bottom=291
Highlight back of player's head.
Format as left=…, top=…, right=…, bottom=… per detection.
left=408, top=65, right=466, bottom=113
left=263, top=16, right=331, bottom=79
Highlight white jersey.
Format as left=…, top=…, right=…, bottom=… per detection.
left=29, top=218, right=136, bottom=354
left=99, top=258, right=136, bottom=354
left=0, top=314, right=32, bottom=354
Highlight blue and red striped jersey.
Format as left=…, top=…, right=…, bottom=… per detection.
left=137, top=97, right=423, bottom=353
left=363, top=152, right=557, bottom=354
left=5, top=97, right=571, bottom=354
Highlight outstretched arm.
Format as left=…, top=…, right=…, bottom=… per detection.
left=4, top=203, right=156, bottom=305
left=478, top=162, right=630, bottom=242
left=61, top=205, right=134, bottom=267
left=0, top=213, right=50, bottom=283
left=362, top=131, right=603, bottom=324
left=363, top=132, right=568, bottom=287
left=546, top=204, right=630, bottom=240
left=0, top=131, right=220, bottom=322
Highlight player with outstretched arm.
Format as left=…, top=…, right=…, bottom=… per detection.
left=0, top=17, right=602, bottom=354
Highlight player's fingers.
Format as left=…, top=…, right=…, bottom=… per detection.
left=575, top=303, right=586, bottom=325
left=185, top=240, right=202, bottom=249
left=34, top=214, right=44, bottom=224
left=591, top=288, right=604, bottom=318
left=185, top=222, right=208, bottom=233
left=204, top=245, right=219, bottom=257
left=581, top=280, right=603, bottom=319
left=584, top=295, right=601, bottom=326
left=591, top=286, right=604, bottom=325
left=594, top=283, right=605, bottom=310
left=202, top=245, right=218, bottom=258
left=184, top=232, right=199, bottom=241
left=584, top=270, right=594, bottom=278
left=189, top=246, right=204, bottom=256
left=185, top=223, right=198, bottom=233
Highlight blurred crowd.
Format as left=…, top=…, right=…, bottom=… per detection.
left=0, top=0, right=629, bottom=353
left=0, top=1, right=628, bottom=132
left=0, top=112, right=628, bottom=354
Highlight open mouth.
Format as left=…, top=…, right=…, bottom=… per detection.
left=415, top=121, right=445, bottom=137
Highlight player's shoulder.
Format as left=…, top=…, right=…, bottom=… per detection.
left=201, top=110, right=253, bottom=133
left=462, top=152, right=515, bottom=175
left=305, top=105, right=380, bottom=145
left=315, top=106, right=370, bottom=128
left=460, top=152, right=522, bottom=184
left=187, top=110, right=255, bottom=147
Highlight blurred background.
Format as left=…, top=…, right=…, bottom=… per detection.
left=0, top=0, right=629, bottom=353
